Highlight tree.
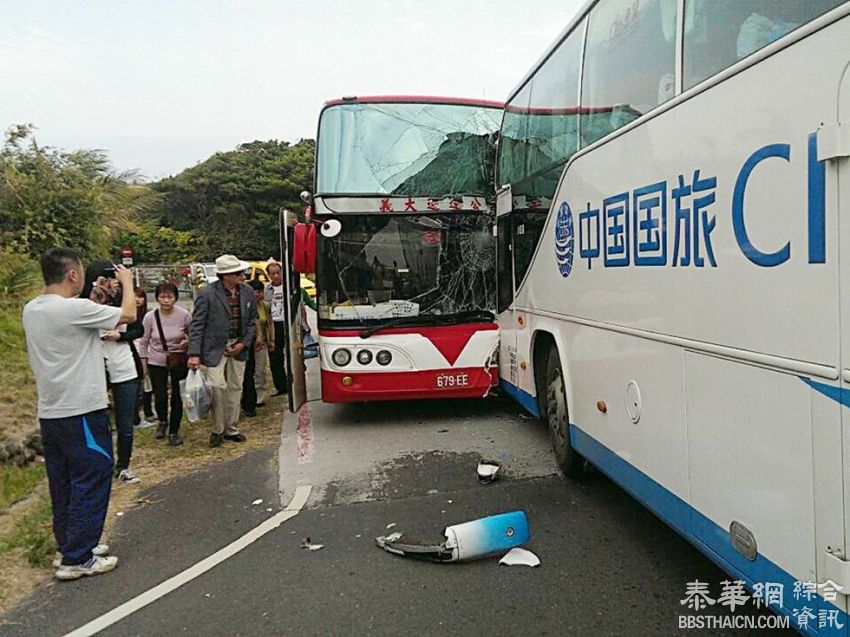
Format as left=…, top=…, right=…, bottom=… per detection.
left=0, top=125, right=315, bottom=265
left=0, top=124, right=160, bottom=261
left=113, top=220, right=199, bottom=264
left=152, top=139, right=315, bottom=259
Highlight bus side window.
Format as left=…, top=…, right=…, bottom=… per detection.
left=580, top=0, right=678, bottom=147
left=683, top=0, right=846, bottom=90
left=512, top=211, right=548, bottom=288
left=497, top=83, right=532, bottom=192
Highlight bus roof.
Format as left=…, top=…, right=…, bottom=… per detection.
left=323, top=95, right=504, bottom=109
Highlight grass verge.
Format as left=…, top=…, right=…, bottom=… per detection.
left=0, top=485, right=53, bottom=608
left=0, top=292, right=39, bottom=447
left=0, top=400, right=284, bottom=613
left=0, top=253, right=284, bottom=612
left=0, top=464, right=45, bottom=511
left=0, top=489, right=54, bottom=568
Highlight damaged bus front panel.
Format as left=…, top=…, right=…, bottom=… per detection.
left=312, top=97, right=503, bottom=403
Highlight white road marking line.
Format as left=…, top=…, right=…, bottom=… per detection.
left=64, top=484, right=313, bottom=637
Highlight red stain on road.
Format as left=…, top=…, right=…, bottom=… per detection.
left=296, top=403, right=314, bottom=464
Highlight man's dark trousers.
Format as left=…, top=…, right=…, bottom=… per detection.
left=40, top=409, right=113, bottom=565
left=242, top=345, right=257, bottom=413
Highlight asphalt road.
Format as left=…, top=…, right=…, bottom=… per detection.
left=0, top=312, right=794, bottom=636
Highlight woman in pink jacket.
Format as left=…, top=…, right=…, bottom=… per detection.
left=136, top=282, right=192, bottom=446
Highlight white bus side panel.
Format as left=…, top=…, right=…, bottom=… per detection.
left=516, top=14, right=850, bottom=629
left=522, top=29, right=846, bottom=371
left=685, top=354, right=816, bottom=585
left=529, top=317, right=691, bottom=505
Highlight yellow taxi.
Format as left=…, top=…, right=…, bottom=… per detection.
left=300, top=274, right=317, bottom=299
left=245, top=261, right=271, bottom=284
left=245, top=260, right=316, bottom=300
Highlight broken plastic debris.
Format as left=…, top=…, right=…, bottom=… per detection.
left=266, top=508, right=273, bottom=512
left=427, top=489, right=439, bottom=495
left=499, top=547, right=540, bottom=567
left=251, top=499, right=263, bottom=506
left=116, top=512, right=124, bottom=517
left=375, top=531, right=404, bottom=552
left=375, top=510, right=530, bottom=562
left=299, top=537, right=325, bottom=551
left=385, top=522, right=397, bottom=529
left=477, top=459, right=501, bottom=483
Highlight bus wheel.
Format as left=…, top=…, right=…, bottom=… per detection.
left=545, top=348, right=583, bottom=478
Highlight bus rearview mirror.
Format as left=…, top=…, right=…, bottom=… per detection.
left=320, top=219, right=342, bottom=238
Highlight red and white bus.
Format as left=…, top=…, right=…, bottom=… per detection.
left=289, top=96, right=503, bottom=405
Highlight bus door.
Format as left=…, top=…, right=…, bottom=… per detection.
left=279, top=209, right=308, bottom=413
left=495, top=185, right=520, bottom=392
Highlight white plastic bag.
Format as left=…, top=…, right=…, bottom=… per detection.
left=180, top=369, right=213, bottom=422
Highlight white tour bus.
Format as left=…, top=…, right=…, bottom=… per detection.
left=496, top=1, right=850, bottom=633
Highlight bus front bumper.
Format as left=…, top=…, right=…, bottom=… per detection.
left=320, top=367, right=498, bottom=403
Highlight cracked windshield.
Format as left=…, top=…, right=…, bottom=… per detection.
left=316, top=102, right=502, bottom=326
left=317, top=102, right=502, bottom=195
left=318, top=213, right=496, bottom=326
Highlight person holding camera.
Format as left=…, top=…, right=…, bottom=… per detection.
left=137, top=282, right=191, bottom=446
left=23, top=249, right=136, bottom=580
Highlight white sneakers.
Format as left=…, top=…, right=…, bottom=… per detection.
left=53, top=543, right=110, bottom=568
left=55, top=554, right=118, bottom=581
left=117, top=469, right=141, bottom=484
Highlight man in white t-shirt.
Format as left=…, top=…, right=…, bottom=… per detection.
left=22, top=248, right=136, bottom=580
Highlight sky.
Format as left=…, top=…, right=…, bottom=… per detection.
left=1, top=0, right=583, bottom=181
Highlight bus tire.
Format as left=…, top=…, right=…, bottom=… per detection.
left=545, top=347, right=584, bottom=478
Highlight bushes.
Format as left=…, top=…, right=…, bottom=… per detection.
left=0, top=249, right=40, bottom=469
left=0, top=249, right=38, bottom=357
left=0, top=250, right=39, bottom=299
left=0, top=124, right=160, bottom=263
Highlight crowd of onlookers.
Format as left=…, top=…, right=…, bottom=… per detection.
left=22, top=248, right=300, bottom=580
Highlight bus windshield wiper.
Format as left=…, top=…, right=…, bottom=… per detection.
left=358, top=309, right=495, bottom=339
left=359, top=315, right=444, bottom=339
left=444, top=309, right=495, bottom=323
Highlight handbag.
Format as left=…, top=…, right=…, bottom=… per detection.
left=154, top=309, right=188, bottom=370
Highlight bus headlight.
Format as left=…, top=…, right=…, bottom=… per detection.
left=376, top=350, right=392, bottom=366
left=356, top=350, right=373, bottom=365
left=332, top=348, right=351, bottom=367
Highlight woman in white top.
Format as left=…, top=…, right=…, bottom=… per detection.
left=86, top=268, right=141, bottom=485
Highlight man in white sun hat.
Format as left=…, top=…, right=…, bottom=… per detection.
left=188, top=254, right=257, bottom=447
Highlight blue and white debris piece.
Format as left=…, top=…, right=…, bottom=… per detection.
left=375, top=510, right=532, bottom=563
